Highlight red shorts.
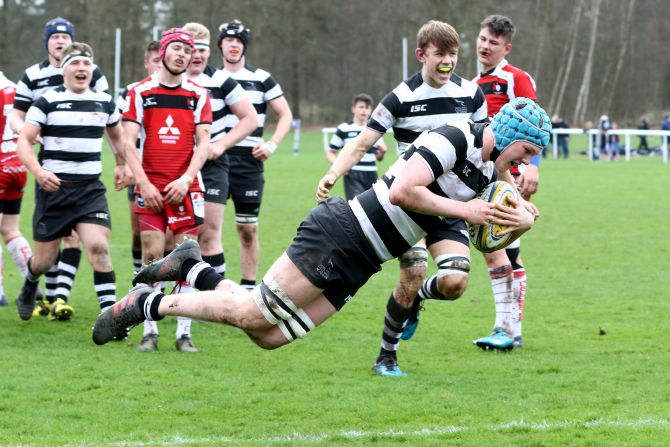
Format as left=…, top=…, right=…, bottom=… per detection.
left=135, top=190, right=204, bottom=234
left=0, top=153, right=27, bottom=202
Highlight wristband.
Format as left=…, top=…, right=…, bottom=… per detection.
left=177, top=173, right=193, bottom=190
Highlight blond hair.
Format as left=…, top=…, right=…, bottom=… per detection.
left=417, top=20, right=460, bottom=53
left=183, top=22, right=210, bottom=45
left=61, top=42, right=94, bottom=61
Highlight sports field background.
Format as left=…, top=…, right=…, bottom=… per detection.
left=1, top=131, right=669, bottom=446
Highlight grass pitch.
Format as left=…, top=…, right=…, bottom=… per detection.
left=1, top=132, right=669, bottom=446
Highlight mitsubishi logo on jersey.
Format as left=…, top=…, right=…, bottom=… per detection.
left=158, top=115, right=180, bottom=145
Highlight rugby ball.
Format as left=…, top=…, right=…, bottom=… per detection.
left=468, top=181, right=520, bottom=253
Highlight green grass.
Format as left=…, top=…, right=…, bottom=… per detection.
left=1, top=131, right=669, bottom=446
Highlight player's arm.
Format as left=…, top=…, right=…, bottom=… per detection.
left=316, top=127, right=383, bottom=202
left=516, top=158, right=539, bottom=200
left=104, top=123, right=128, bottom=191
left=17, top=123, right=61, bottom=192
left=251, top=96, right=292, bottom=161
left=210, top=97, right=257, bottom=159
left=9, top=109, right=26, bottom=137
left=163, top=123, right=211, bottom=204
left=122, top=120, right=162, bottom=212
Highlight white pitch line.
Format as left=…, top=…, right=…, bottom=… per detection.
left=10, top=418, right=669, bottom=447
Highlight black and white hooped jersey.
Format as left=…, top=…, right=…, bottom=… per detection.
left=13, top=60, right=109, bottom=113
left=190, top=65, right=248, bottom=143
left=25, top=86, right=119, bottom=181
left=349, top=120, right=495, bottom=262
left=368, top=71, right=487, bottom=154
left=221, top=64, right=283, bottom=153
left=329, top=120, right=383, bottom=172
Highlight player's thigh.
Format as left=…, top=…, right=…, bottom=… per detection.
left=265, top=252, right=328, bottom=310
left=202, top=201, right=224, bottom=232
left=140, top=230, right=167, bottom=262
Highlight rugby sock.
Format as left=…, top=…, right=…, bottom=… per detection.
left=175, top=285, right=195, bottom=338
left=511, top=268, right=527, bottom=338
left=240, top=279, right=256, bottom=291
left=6, top=236, right=32, bottom=278
left=378, top=293, right=410, bottom=361
left=202, top=253, right=226, bottom=277
left=44, top=252, right=60, bottom=303
left=137, top=291, right=165, bottom=321
left=143, top=320, right=159, bottom=336
left=418, top=275, right=450, bottom=301
left=132, top=249, right=142, bottom=272
left=181, top=259, right=224, bottom=291
left=490, top=264, right=514, bottom=333
left=26, top=261, right=40, bottom=284
left=94, top=270, right=116, bottom=310
left=55, top=247, right=81, bottom=302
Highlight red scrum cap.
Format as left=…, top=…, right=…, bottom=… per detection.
left=159, top=28, right=195, bottom=60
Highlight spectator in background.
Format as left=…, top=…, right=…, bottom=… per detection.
left=596, top=115, right=611, bottom=162
left=609, top=122, right=621, bottom=161
left=551, top=115, right=570, bottom=159
left=638, top=117, right=650, bottom=154
left=661, top=114, right=670, bottom=147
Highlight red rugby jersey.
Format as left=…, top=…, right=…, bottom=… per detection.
left=1, top=76, right=17, bottom=153
left=123, top=73, right=212, bottom=191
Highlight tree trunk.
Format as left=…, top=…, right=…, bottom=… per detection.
left=573, top=0, right=601, bottom=125
left=549, top=0, right=583, bottom=117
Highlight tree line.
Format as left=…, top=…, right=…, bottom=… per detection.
left=2, top=0, right=668, bottom=128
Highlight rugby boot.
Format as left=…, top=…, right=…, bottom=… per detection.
left=473, top=327, right=514, bottom=351
left=400, top=296, right=424, bottom=341
left=47, top=298, right=75, bottom=321
left=133, top=239, right=202, bottom=286
left=372, top=356, right=407, bottom=377
left=92, top=284, right=154, bottom=345
left=175, top=334, right=198, bottom=353
left=16, top=280, right=38, bottom=320
left=136, top=333, right=159, bottom=352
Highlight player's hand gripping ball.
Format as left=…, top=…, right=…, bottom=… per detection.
left=468, top=181, right=520, bottom=253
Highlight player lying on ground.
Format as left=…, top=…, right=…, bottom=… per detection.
left=92, top=98, right=551, bottom=349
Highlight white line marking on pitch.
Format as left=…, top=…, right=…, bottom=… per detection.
left=11, top=418, right=670, bottom=447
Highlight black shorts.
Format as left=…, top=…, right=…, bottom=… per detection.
left=344, top=170, right=377, bottom=201
left=33, top=179, right=111, bottom=242
left=127, top=184, right=136, bottom=202
left=286, top=197, right=381, bottom=310
left=425, top=217, right=470, bottom=248
left=201, top=156, right=230, bottom=204
left=226, top=152, right=264, bottom=206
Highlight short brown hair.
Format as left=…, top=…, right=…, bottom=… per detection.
left=61, top=42, right=93, bottom=61
left=352, top=93, right=373, bottom=107
left=481, top=15, right=516, bottom=42
left=417, top=20, right=460, bottom=53
left=146, top=40, right=160, bottom=54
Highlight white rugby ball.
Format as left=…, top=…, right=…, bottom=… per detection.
left=468, top=181, right=520, bottom=253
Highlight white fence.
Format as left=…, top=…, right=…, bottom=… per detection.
left=322, top=127, right=669, bottom=164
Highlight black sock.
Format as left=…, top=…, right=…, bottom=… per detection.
left=181, top=259, right=224, bottom=291
left=378, top=293, right=411, bottom=361
left=202, top=253, right=225, bottom=278
left=138, top=291, right=165, bottom=321
left=240, top=279, right=256, bottom=290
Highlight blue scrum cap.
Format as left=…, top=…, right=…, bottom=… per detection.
left=44, top=17, right=75, bottom=49
left=491, top=98, right=552, bottom=152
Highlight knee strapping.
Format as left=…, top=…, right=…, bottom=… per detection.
left=434, top=253, right=470, bottom=278
left=251, top=276, right=315, bottom=341
left=399, top=246, right=428, bottom=268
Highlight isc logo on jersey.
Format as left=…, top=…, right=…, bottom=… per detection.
left=158, top=115, right=180, bottom=145
left=410, top=104, right=427, bottom=113
left=468, top=181, right=521, bottom=253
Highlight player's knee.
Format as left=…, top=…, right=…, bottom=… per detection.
left=434, top=253, right=470, bottom=300
left=436, top=274, right=468, bottom=300
left=250, top=276, right=315, bottom=344
left=399, top=246, right=428, bottom=269
left=236, top=223, right=257, bottom=245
